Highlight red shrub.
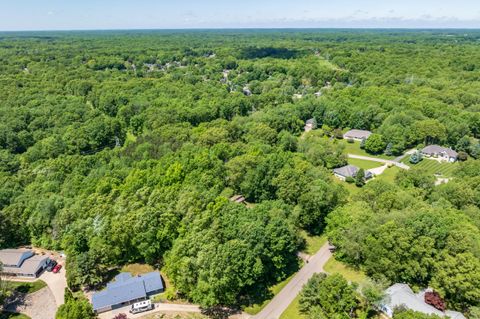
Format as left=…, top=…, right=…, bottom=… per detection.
left=425, top=291, right=446, bottom=311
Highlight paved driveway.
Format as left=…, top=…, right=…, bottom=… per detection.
left=98, top=303, right=201, bottom=319
left=5, top=286, right=57, bottom=319
left=253, top=243, right=332, bottom=319
left=348, top=154, right=410, bottom=170
left=40, top=268, right=67, bottom=306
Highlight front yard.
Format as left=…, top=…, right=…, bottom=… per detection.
left=401, top=157, right=458, bottom=177
left=5, top=281, right=47, bottom=295
left=342, top=141, right=395, bottom=160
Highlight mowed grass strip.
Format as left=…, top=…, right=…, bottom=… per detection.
left=402, top=157, right=458, bottom=177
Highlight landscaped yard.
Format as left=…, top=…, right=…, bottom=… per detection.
left=5, top=280, right=47, bottom=294
left=401, top=157, right=458, bottom=177
left=0, top=312, right=31, bottom=319
left=244, top=274, right=296, bottom=315
left=374, top=165, right=401, bottom=184
left=342, top=141, right=395, bottom=160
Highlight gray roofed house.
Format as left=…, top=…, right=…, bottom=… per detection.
left=0, top=249, right=49, bottom=278
left=380, top=284, right=466, bottom=319
left=91, top=271, right=164, bottom=314
left=333, top=165, right=373, bottom=181
left=421, top=145, right=458, bottom=162
left=343, top=129, right=372, bottom=141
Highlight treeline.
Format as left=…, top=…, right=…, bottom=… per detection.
left=0, top=30, right=479, bottom=311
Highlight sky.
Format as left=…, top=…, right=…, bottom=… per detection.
left=1, top=0, right=480, bottom=31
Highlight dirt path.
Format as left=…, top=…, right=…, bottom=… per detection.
left=253, top=243, right=332, bottom=319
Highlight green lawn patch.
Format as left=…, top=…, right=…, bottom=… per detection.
left=324, top=257, right=368, bottom=287
left=279, top=294, right=306, bottom=319
left=374, top=165, right=400, bottom=184
left=0, top=312, right=31, bottom=319
left=401, top=157, right=458, bottom=177
left=342, top=141, right=395, bottom=160
left=120, top=263, right=155, bottom=276
left=348, top=158, right=384, bottom=170
left=300, top=231, right=328, bottom=255
left=6, top=280, right=47, bottom=294
left=244, top=274, right=295, bottom=315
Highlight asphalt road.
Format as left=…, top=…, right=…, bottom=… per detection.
left=347, top=154, right=410, bottom=170
left=253, top=243, right=332, bottom=319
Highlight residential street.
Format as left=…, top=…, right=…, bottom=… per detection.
left=347, top=154, right=410, bottom=170
left=253, top=243, right=332, bottom=319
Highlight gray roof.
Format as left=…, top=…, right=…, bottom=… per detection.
left=343, top=129, right=372, bottom=139
left=333, top=165, right=373, bottom=179
left=92, top=272, right=164, bottom=311
left=383, top=284, right=466, bottom=319
left=306, top=118, right=315, bottom=125
left=422, top=145, right=458, bottom=158
left=0, top=249, right=33, bottom=267
left=2, top=255, right=48, bottom=276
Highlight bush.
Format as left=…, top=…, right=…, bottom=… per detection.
left=458, top=151, right=468, bottom=161
left=345, top=176, right=355, bottom=183
left=347, top=138, right=355, bottom=144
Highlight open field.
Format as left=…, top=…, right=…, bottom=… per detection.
left=401, top=157, right=458, bottom=177
left=342, top=141, right=395, bottom=160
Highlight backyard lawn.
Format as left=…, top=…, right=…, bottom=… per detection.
left=401, top=157, right=458, bottom=177
left=342, top=141, right=395, bottom=160
left=5, top=280, right=47, bottom=294
left=348, top=158, right=383, bottom=170
left=120, top=263, right=155, bottom=275
left=375, top=165, right=401, bottom=184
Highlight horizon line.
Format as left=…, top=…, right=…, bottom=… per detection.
left=1, top=26, right=480, bottom=33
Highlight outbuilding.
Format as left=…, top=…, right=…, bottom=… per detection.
left=343, top=129, right=372, bottom=141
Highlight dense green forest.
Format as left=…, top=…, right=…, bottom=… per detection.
left=0, top=30, right=479, bottom=316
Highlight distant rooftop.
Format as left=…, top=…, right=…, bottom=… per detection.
left=422, top=145, right=458, bottom=158
left=343, top=129, right=372, bottom=140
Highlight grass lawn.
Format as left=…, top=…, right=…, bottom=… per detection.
left=300, top=231, right=328, bottom=255
left=342, top=141, right=395, bottom=160
left=120, top=263, right=155, bottom=276
left=348, top=158, right=383, bottom=170
left=6, top=280, right=47, bottom=294
left=401, top=157, right=458, bottom=177
left=279, top=294, right=305, bottom=319
left=244, top=274, right=296, bottom=315
left=324, top=257, right=369, bottom=287
left=374, top=165, right=400, bottom=184
left=0, top=312, right=31, bottom=319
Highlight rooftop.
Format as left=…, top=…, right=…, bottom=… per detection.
left=91, top=271, right=164, bottom=311
left=0, top=249, right=33, bottom=267
left=422, top=145, right=458, bottom=158
left=343, top=129, right=372, bottom=139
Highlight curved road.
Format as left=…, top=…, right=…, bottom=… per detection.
left=253, top=243, right=332, bottom=319
left=347, top=154, right=410, bottom=170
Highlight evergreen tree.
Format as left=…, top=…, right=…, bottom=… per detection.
left=355, top=169, right=366, bottom=187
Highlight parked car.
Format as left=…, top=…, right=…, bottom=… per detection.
left=130, top=300, right=154, bottom=314
left=46, top=259, right=57, bottom=272
left=52, top=264, right=62, bottom=273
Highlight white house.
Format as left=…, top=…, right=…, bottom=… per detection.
left=421, top=145, right=458, bottom=162
left=343, top=129, right=372, bottom=141
left=380, top=284, right=466, bottom=319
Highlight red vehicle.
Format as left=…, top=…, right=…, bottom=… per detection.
left=52, top=264, right=62, bottom=273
